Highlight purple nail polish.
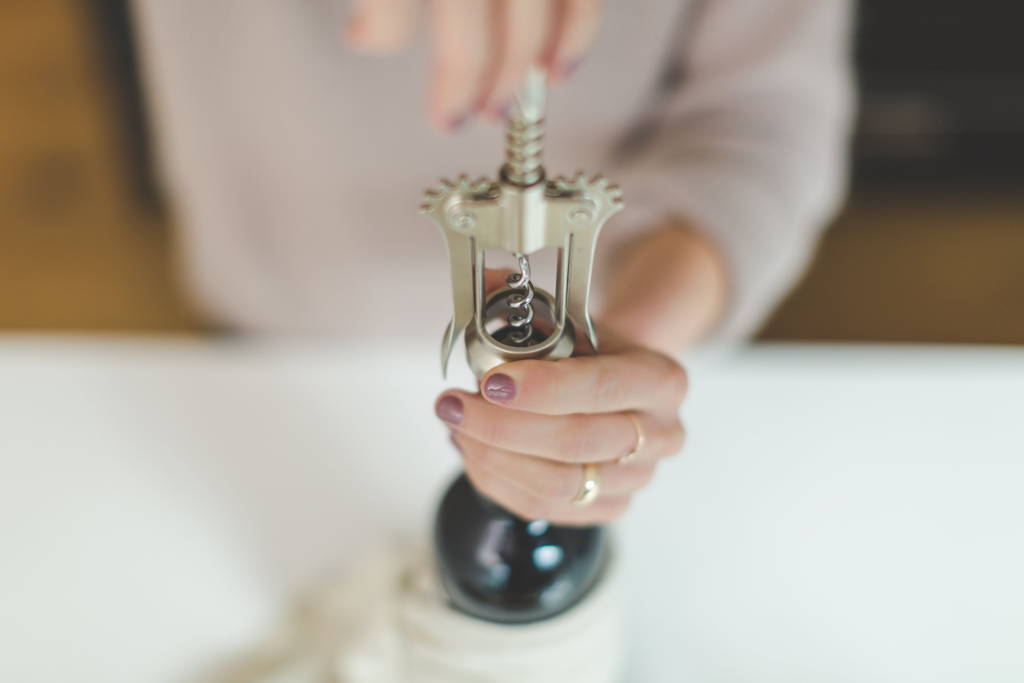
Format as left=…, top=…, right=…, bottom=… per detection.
left=483, top=373, right=516, bottom=403
left=559, top=58, right=582, bottom=81
left=447, top=112, right=469, bottom=132
left=436, top=395, right=464, bottom=425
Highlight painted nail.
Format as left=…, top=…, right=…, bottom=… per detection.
left=447, top=112, right=469, bottom=132
left=483, top=373, right=516, bottom=403
left=435, top=395, right=464, bottom=425
left=556, top=58, right=582, bottom=82
left=491, top=101, right=512, bottom=120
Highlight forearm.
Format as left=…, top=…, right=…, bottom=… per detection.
left=602, top=1, right=852, bottom=348
left=598, top=218, right=729, bottom=355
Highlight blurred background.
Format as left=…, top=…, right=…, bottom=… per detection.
left=2, top=0, right=1022, bottom=342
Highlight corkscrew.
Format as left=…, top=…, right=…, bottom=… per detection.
left=421, top=67, right=623, bottom=378
left=423, top=69, right=624, bottom=624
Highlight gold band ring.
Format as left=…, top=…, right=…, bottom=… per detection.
left=571, top=463, right=601, bottom=506
left=618, top=413, right=646, bottom=465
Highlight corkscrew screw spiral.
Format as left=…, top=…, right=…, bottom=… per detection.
left=505, top=252, right=536, bottom=344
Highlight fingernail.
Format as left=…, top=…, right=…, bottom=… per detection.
left=491, top=101, right=512, bottom=120
left=483, top=373, right=516, bottom=403
left=435, top=395, right=464, bottom=425
left=556, top=58, right=582, bottom=82
left=446, top=112, right=469, bottom=132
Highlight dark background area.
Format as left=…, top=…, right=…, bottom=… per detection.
left=2, top=0, right=1021, bottom=341
left=854, top=1, right=1024, bottom=189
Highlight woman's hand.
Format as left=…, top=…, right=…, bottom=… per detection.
left=434, top=331, right=687, bottom=525
left=344, top=0, right=603, bottom=130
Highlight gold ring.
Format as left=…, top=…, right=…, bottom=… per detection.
left=618, top=413, right=645, bottom=465
left=571, top=463, right=601, bottom=506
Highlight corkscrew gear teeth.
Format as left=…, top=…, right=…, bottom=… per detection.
left=420, top=68, right=624, bottom=378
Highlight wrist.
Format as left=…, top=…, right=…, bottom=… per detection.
left=598, top=217, right=728, bottom=354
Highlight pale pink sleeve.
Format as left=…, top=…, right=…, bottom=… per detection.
left=607, top=0, right=855, bottom=340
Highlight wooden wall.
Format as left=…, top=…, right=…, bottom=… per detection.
left=0, top=0, right=197, bottom=332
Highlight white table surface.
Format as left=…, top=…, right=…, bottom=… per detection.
left=1, top=338, right=1022, bottom=683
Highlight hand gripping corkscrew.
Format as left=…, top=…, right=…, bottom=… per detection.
left=421, top=68, right=624, bottom=377
left=422, top=68, right=625, bottom=624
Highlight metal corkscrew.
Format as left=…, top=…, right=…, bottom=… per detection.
left=424, top=68, right=622, bottom=624
left=421, top=67, right=623, bottom=378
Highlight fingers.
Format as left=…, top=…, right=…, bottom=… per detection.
left=480, top=351, right=688, bottom=417
left=546, top=0, right=602, bottom=82
left=455, top=432, right=656, bottom=500
left=344, top=0, right=419, bottom=54
left=458, top=435, right=633, bottom=525
left=435, top=392, right=685, bottom=464
left=347, top=0, right=601, bottom=131
left=476, top=0, right=556, bottom=118
left=427, top=0, right=492, bottom=130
